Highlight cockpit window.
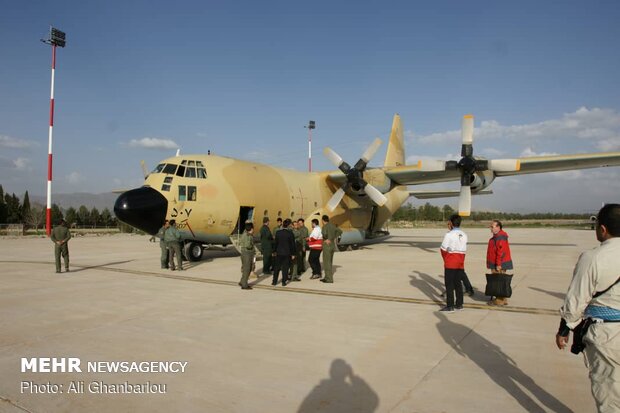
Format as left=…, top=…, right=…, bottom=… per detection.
left=185, top=167, right=196, bottom=178
left=152, top=163, right=165, bottom=174
left=176, top=165, right=186, bottom=177
left=188, top=160, right=195, bottom=166
left=162, top=164, right=177, bottom=174
left=197, top=168, right=207, bottom=179
left=196, top=161, right=204, bottom=167
left=181, top=160, right=187, bottom=165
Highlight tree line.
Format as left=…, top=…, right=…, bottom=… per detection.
left=0, top=185, right=122, bottom=230
left=391, top=202, right=590, bottom=222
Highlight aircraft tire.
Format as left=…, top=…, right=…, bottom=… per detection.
left=184, top=242, right=204, bottom=262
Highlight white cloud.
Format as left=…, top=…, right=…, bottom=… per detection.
left=413, top=107, right=620, bottom=149
left=66, top=171, right=84, bottom=184
left=128, top=137, right=179, bottom=150
left=519, top=147, right=559, bottom=157
left=13, top=157, right=30, bottom=170
left=0, top=135, right=34, bottom=149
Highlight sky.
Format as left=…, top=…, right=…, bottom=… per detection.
left=1, top=0, right=620, bottom=213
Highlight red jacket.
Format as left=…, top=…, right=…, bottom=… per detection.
left=486, top=230, right=513, bottom=270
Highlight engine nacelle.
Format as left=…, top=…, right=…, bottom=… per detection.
left=470, top=170, right=495, bottom=192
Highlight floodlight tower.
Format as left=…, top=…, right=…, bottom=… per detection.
left=41, top=26, right=66, bottom=236
left=305, top=120, right=316, bottom=172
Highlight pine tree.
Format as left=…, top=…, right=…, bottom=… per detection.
left=22, top=191, right=31, bottom=224
left=0, top=185, right=7, bottom=223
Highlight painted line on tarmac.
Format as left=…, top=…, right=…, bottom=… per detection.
left=3, top=260, right=559, bottom=316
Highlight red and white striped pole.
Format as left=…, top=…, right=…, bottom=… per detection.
left=306, top=120, right=315, bottom=172
left=308, top=127, right=312, bottom=172
left=46, top=44, right=56, bottom=236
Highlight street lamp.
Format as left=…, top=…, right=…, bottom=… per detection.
left=41, top=26, right=66, bottom=236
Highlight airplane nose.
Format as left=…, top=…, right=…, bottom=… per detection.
left=114, top=186, right=168, bottom=235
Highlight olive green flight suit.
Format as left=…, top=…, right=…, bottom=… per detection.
left=51, top=224, right=71, bottom=272
left=164, top=225, right=183, bottom=271
left=291, top=227, right=302, bottom=279
left=321, top=222, right=342, bottom=283
left=156, top=225, right=169, bottom=269
left=259, top=224, right=274, bottom=274
left=239, top=230, right=255, bottom=288
left=298, top=225, right=309, bottom=273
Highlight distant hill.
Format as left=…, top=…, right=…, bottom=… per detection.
left=30, top=192, right=119, bottom=211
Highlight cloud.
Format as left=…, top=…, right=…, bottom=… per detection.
left=13, top=157, right=30, bottom=170
left=66, top=172, right=84, bottom=184
left=519, top=147, right=559, bottom=157
left=128, top=137, right=179, bottom=150
left=0, top=135, right=34, bottom=149
left=413, top=107, right=620, bottom=148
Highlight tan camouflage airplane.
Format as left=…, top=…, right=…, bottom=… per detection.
left=114, top=114, right=620, bottom=261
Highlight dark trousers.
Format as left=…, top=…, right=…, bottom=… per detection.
left=462, top=271, right=473, bottom=293
left=273, top=255, right=291, bottom=285
left=262, top=246, right=273, bottom=273
left=309, top=249, right=322, bottom=275
left=445, top=268, right=464, bottom=308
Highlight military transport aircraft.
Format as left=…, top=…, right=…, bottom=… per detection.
left=114, top=114, right=620, bottom=261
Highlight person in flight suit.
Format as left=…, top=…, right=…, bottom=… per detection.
left=238, top=222, right=255, bottom=290
left=156, top=220, right=170, bottom=269
left=272, top=217, right=283, bottom=238
left=321, top=215, right=342, bottom=283
left=291, top=220, right=303, bottom=281
left=165, top=219, right=183, bottom=271
left=51, top=219, right=71, bottom=273
left=297, top=218, right=309, bottom=275
left=259, top=217, right=274, bottom=275
left=273, top=219, right=296, bottom=286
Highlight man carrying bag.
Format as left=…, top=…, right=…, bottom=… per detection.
left=485, top=219, right=513, bottom=306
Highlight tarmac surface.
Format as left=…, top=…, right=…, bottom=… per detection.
left=0, top=227, right=600, bottom=413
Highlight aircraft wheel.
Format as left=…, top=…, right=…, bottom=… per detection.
left=337, top=244, right=351, bottom=252
left=184, top=242, right=204, bottom=262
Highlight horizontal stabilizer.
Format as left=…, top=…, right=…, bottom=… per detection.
left=408, top=189, right=493, bottom=199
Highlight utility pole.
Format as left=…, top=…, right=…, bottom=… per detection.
left=41, top=26, right=66, bottom=236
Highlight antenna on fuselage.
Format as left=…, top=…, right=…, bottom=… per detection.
left=175, top=149, right=180, bottom=157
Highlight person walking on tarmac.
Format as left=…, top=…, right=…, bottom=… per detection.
left=165, top=220, right=183, bottom=271
left=486, top=219, right=514, bottom=306
left=321, top=215, right=342, bottom=284
left=156, top=220, right=170, bottom=269
left=439, top=214, right=468, bottom=312
left=259, top=217, right=274, bottom=275
left=238, top=222, right=255, bottom=290
left=51, top=219, right=71, bottom=273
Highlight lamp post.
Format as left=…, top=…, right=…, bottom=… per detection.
left=41, top=26, right=66, bottom=236
left=305, top=120, right=316, bottom=172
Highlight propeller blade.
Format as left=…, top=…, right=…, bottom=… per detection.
left=488, top=159, right=521, bottom=172
left=324, top=147, right=344, bottom=168
left=364, top=184, right=388, bottom=206
left=461, top=114, right=474, bottom=145
left=458, top=185, right=472, bottom=217
left=327, top=187, right=346, bottom=212
left=418, top=159, right=446, bottom=172
left=360, top=138, right=383, bottom=163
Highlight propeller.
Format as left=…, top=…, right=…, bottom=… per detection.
left=324, top=138, right=388, bottom=211
left=417, top=115, right=520, bottom=216
left=140, top=160, right=149, bottom=179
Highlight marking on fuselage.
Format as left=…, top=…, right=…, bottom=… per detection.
left=3, top=260, right=559, bottom=316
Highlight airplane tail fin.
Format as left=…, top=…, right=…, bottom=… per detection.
left=384, top=114, right=405, bottom=167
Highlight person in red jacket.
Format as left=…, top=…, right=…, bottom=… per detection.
left=486, top=220, right=513, bottom=306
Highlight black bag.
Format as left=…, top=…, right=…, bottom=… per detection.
left=571, top=318, right=594, bottom=355
left=485, top=273, right=513, bottom=298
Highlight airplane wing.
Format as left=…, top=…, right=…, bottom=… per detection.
left=409, top=189, right=492, bottom=199
left=385, top=152, right=620, bottom=185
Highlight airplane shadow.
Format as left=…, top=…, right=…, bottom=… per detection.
left=297, top=359, right=379, bottom=413
left=386, top=240, right=575, bottom=251
left=435, top=312, right=573, bottom=413
left=529, top=286, right=566, bottom=300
